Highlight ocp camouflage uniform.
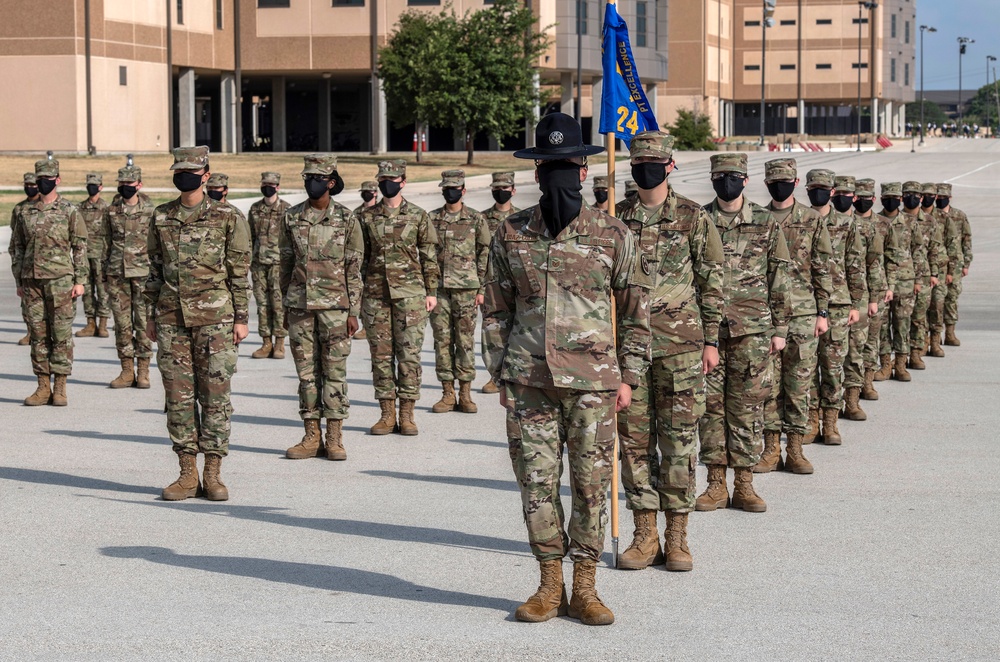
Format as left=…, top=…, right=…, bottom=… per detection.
left=144, top=148, right=251, bottom=459
left=943, top=186, right=972, bottom=331
left=909, top=186, right=944, bottom=355
left=483, top=171, right=521, bottom=236
left=77, top=175, right=111, bottom=322
left=928, top=184, right=962, bottom=342
left=483, top=202, right=651, bottom=563
left=249, top=172, right=290, bottom=343
left=9, top=172, right=38, bottom=345
left=884, top=182, right=928, bottom=364
left=868, top=184, right=906, bottom=376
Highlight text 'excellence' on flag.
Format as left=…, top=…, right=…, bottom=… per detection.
left=599, top=1, right=659, bottom=146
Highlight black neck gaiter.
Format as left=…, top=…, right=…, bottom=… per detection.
left=537, top=161, right=583, bottom=238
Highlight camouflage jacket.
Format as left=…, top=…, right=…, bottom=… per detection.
left=816, top=208, right=866, bottom=308
left=703, top=198, right=791, bottom=340
left=248, top=197, right=291, bottom=266
left=874, top=212, right=906, bottom=291
left=909, top=209, right=944, bottom=281
left=7, top=197, right=32, bottom=257
left=932, top=208, right=963, bottom=277
left=768, top=199, right=833, bottom=318
left=429, top=203, right=491, bottom=294
left=279, top=200, right=364, bottom=315
left=359, top=198, right=439, bottom=300
left=78, top=197, right=109, bottom=259
left=10, top=195, right=89, bottom=288
left=103, top=195, right=155, bottom=279
left=144, top=196, right=251, bottom=327
left=483, top=204, right=521, bottom=236
left=482, top=203, right=651, bottom=391
left=950, top=206, right=972, bottom=268
left=854, top=213, right=887, bottom=304
left=617, top=189, right=724, bottom=357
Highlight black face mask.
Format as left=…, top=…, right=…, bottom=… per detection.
left=712, top=174, right=746, bottom=203
left=36, top=178, right=57, bottom=195
left=631, top=162, right=668, bottom=190
left=24, top=185, right=38, bottom=198
left=442, top=188, right=463, bottom=205
left=86, top=184, right=101, bottom=197
left=853, top=198, right=874, bottom=214
left=379, top=179, right=402, bottom=198
left=903, top=194, right=922, bottom=210
left=807, top=188, right=832, bottom=207
left=921, top=195, right=936, bottom=208
left=832, top=195, right=855, bottom=213
left=118, top=185, right=138, bottom=200
left=207, top=189, right=226, bottom=202
left=537, top=160, right=583, bottom=238
left=593, top=189, right=608, bottom=204
left=881, top=197, right=901, bottom=213
left=361, top=190, right=376, bottom=203
left=173, top=171, right=203, bottom=193
left=305, top=177, right=331, bottom=201
left=935, top=197, right=950, bottom=209
left=492, top=189, right=513, bottom=205
left=261, top=185, right=277, bottom=199
left=767, top=181, right=796, bottom=203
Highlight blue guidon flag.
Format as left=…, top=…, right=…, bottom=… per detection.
left=599, top=2, right=658, bottom=146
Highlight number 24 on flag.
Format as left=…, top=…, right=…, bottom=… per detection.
left=616, top=106, right=640, bottom=135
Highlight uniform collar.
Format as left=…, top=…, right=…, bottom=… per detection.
left=525, top=201, right=595, bottom=240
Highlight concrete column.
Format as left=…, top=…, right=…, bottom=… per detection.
left=319, top=78, right=332, bottom=151
left=272, top=76, right=287, bottom=152
left=871, top=97, right=879, bottom=134
left=377, top=79, right=388, bottom=153
left=177, top=67, right=196, bottom=146
left=646, top=82, right=657, bottom=126
left=220, top=72, right=237, bottom=153
left=560, top=71, right=575, bottom=118
left=897, top=104, right=906, bottom=136
left=525, top=72, right=540, bottom=147
left=590, top=75, right=603, bottom=145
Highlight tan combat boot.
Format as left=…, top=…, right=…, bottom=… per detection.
left=162, top=452, right=201, bottom=500
left=96, top=317, right=109, bottom=338
left=514, top=559, right=567, bottom=622
left=431, top=382, right=456, bottom=413
left=908, top=348, right=926, bottom=370
left=663, top=512, right=693, bottom=572
left=353, top=328, right=367, bottom=340
left=753, top=431, right=782, bottom=473
left=618, top=509, right=663, bottom=570
left=873, top=354, right=892, bottom=381
left=24, top=375, right=51, bottom=406
left=286, top=419, right=323, bottom=459
left=695, top=465, right=729, bottom=511
left=271, top=337, right=286, bottom=359
left=783, top=433, right=814, bottom=474
left=251, top=337, right=272, bottom=359
left=75, top=317, right=96, bottom=337
left=803, top=408, right=820, bottom=445
left=892, top=353, right=911, bottom=381
left=110, top=358, right=135, bottom=389
left=202, top=455, right=229, bottom=501
left=325, top=419, right=347, bottom=461
left=861, top=370, right=879, bottom=400
left=731, top=467, right=767, bottom=512
left=457, top=381, right=478, bottom=414
left=821, top=408, right=842, bottom=445
left=843, top=387, right=867, bottom=421
left=136, top=358, right=151, bottom=389
left=568, top=560, right=614, bottom=626
left=370, top=400, right=397, bottom=435
left=51, top=375, right=68, bottom=406
left=944, top=324, right=961, bottom=346
left=18, top=333, right=30, bottom=346
left=929, top=332, right=945, bottom=357
left=481, top=378, right=500, bottom=394
left=398, top=399, right=418, bottom=436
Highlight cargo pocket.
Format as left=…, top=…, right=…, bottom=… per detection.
left=206, top=330, right=237, bottom=381
left=672, top=360, right=706, bottom=425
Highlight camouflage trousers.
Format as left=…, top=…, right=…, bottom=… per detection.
left=430, top=287, right=478, bottom=383
left=21, top=276, right=76, bottom=376
left=362, top=293, right=428, bottom=401
left=107, top=275, right=153, bottom=360
left=80, top=257, right=110, bottom=318
left=889, top=281, right=916, bottom=354
left=910, top=278, right=932, bottom=351
left=288, top=307, right=352, bottom=421
left=844, top=309, right=870, bottom=389
left=618, top=351, right=703, bottom=513
left=945, top=272, right=963, bottom=325
left=251, top=262, right=286, bottom=339
left=699, top=333, right=771, bottom=469
left=156, top=322, right=237, bottom=457
left=764, top=315, right=819, bottom=436
left=863, top=307, right=884, bottom=369
left=928, top=279, right=948, bottom=333
left=811, top=305, right=850, bottom=410
left=505, top=382, right=617, bottom=562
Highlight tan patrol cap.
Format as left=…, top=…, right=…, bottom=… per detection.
left=625, top=180, right=638, bottom=194
left=856, top=178, right=876, bottom=198
left=593, top=175, right=609, bottom=190
left=880, top=182, right=902, bottom=196
left=629, top=131, right=674, bottom=160
left=170, top=145, right=209, bottom=171
left=764, top=158, right=797, bottom=183
left=710, top=152, right=748, bottom=174
left=902, top=181, right=922, bottom=194
left=23, top=172, right=36, bottom=185
left=921, top=182, right=937, bottom=195
left=207, top=173, right=229, bottom=188
left=35, top=158, right=59, bottom=177
left=833, top=176, right=856, bottom=193
left=439, top=169, right=465, bottom=188
left=378, top=159, right=406, bottom=179
left=936, top=183, right=952, bottom=196
left=86, top=173, right=103, bottom=186
left=360, top=180, right=378, bottom=192
left=302, top=154, right=338, bottom=176
left=261, top=171, right=281, bottom=185
left=806, top=169, right=835, bottom=188
left=117, top=166, right=142, bottom=182
left=491, top=172, right=515, bottom=189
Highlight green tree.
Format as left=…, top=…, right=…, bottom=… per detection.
left=668, top=109, right=717, bottom=151
left=905, top=100, right=948, bottom=127
left=966, top=82, right=1000, bottom=129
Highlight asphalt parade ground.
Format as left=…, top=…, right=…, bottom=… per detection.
left=1, top=139, right=998, bottom=660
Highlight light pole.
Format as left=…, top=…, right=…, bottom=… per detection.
left=958, top=37, right=974, bottom=129
left=856, top=2, right=877, bottom=152
left=919, top=25, right=936, bottom=145
left=987, top=55, right=997, bottom=136
left=760, top=0, right=776, bottom=147
left=575, top=0, right=583, bottom=122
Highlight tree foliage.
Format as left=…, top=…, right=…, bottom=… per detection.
left=905, top=100, right=948, bottom=126
left=668, top=109, right=717, bottom=151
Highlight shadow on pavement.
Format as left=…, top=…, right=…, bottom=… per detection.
left=0, top=466, right=159, bottom=495
left=360, top=469, right=569, bottom=496
left=448, top=437, right=507, bottom=449
left=100, top=546, right=520, bottom=612
left=44, top=429, right=280, bottom=456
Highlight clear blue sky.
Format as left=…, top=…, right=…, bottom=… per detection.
left=917, top=0, right=999, bottom=91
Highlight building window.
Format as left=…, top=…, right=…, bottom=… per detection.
left=904, top=20, right=910, bottom=43
left=745, top=20, right=760, bottom=27
left=176, top=0, right=183, bottom=25
left=216, top=0, right=223, bottom=29
left=852, top=17, right=869, bottom=24
left=258, top=0, right=291, bottom=6
left=407, top=0, right=441, bottom=5
left=119, top=66, right=127, bottom=86
left=904, top=62, right=910, bottom=86
left=745, top=64, right=760, bottom=71
left=891, top=58, right=896, bottom=82
left=333, top=0, right=364, bottom=5
left=780, top=19, right=796, bottom=26
left=816, top=63, right=832, bottom=70
left=636, top=1, right=647, bottom=47
left=816, top=18, right=832, bottom=25
left=852, top=62, right=869, bottom=69
left=891, top=14, right=897, bottom=38
left=576, top=0, right=588, bottom=36
left=780, top=64, right=795, bottom=70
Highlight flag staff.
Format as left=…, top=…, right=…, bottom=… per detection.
left=606, top=0, right=619, bottom=570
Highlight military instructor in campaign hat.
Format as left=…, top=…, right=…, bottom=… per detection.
left=483, top=112, right=651, bottom=626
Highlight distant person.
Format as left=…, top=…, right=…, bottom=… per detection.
left=248, top=171, right=290, bottom=360
left=76, top=173, right=110, bottom=338
left=10, top=172, right=39, bottom=346
left=592, top=175, right=610, bottom=212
